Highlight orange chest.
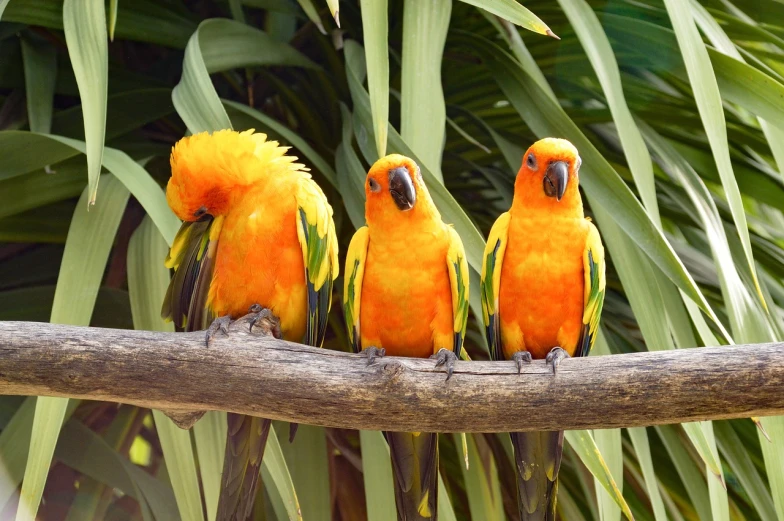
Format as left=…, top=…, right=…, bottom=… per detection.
left=498, top=217, right=588, bottom=359
left=359, top=231, right=453, bottom=358
left=209, top=191, right=308, bottom=342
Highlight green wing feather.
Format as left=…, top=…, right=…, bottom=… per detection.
left=578, top=220, right=606, bottom=358
left=161, top=217, right=222, bottom=332
left=343, top=226, right=369, bottom=353
left=295, top=178, right=339, bottom=348
left=446, top=226, right=469, bottom=360
left=480, top=212, right=511, bottom=362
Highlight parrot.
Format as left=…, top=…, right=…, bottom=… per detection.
left=343, top=154, right=470, bottom=521
left=480, top=138, right=605, bottom=521
left=160, top=129, right=339, bottom=521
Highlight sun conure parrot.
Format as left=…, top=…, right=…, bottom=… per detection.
left=343, top=154, right=469, bottom=521
left=161, top=129, right=339, bottom=521
left=481, top=138, right=605, bottom=521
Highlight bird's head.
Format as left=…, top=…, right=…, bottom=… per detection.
left=166, top=129, right=305, bottom=221
left=364, top=154, right=438, bottom=226
left=513, top=138, right=583, bottom=214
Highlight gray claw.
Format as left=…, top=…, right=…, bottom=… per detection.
left=205, top=315, right=232, bottom=347
left=545, top=346, right=570, bottom=375
left=362, top=346, right=386, bottom=365
left=511, top=350, right=533, bottom=374
left=247, top=305, right=282, bottom=339
left=430, top=348, right=458, bottom=381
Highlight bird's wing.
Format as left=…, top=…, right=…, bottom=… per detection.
left=343, top=226, right=369, bottom=354
left=577, top=220, right=606, bottom=358
left=480, top=211, right=511, bottom=361
left=295, top=178, right=340, bottom=348
left=161, top=216, right=224, bottom=332
left=446, top=226, right=469, bottom=360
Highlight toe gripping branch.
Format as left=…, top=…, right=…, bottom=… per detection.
left=431, top=348, right=458, bottom=381
left=204, top=304, right=283, bottom=347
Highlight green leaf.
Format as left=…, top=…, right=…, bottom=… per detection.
left=359, top=430, right=396, bottom=521
left=263, top=425, right=303, bottom=521
left=556, top=0, right=658, bottom=219
left=359, top=0, right=388, bottom=158
left=152, top=412, right=205, bottom=521
left=627, top=427, right=670, bottom=521
left=294, top=0, right=326, bottom=34
left=564, top=430, right=634, bottom=520
left=335, top=103, right=367, bottom=229
left=193, top=412, right=226, bottom=521
left=661, top=0, right=764, bottom=308
left=16, top=175, right=129, bottom=521
left=656, top=425, right=712, bottom=521
left=174, top=18, right=318, bottom=134
left=714, top=421, right=778, bottom=521
left=278, top=424, right=330, bottom=520
left=437, top=473, right=457, bottom=521
left=758, top=416, right=784, bottom=519
left=459, top=434, right=503, bottom=521
left=63, top=0, right=109, bottom=205
left=326, top=0, right=339, bottom=26
left=108, top=0, right=118, bottom=40
left=460, top=0, right=552, bottom=36
left=20, top=33, right=56, bottom=135
left=400, top=0, right=450, bottom=179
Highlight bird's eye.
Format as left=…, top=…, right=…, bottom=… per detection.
left=526, top=153, right=537, bottom=170
left=193, top=206, right=208, bottom=218
left=368, top=178, right=381, bottom=192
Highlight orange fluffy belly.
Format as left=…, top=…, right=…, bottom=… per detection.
left=498, top=218, right=587, bottom=360
left=359, top=241, right=452, bottom=359
left=209, top=197, right=308, bottom=343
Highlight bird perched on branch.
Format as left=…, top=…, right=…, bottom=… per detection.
left=481, top=138, right=605, bottom=521
left=161, top=129, right=338, bottom=521
left=343, top=154, right=469, bottom=521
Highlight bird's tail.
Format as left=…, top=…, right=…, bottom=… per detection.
left=216, top=413, right=271, bottom=521
left=510, top=430, right=564, bottom=521
left=385, top=431, right=439, bottom=521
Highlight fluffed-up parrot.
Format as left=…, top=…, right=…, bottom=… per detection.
left=481, top=138, right=605, bottom=521
left=343, top=154, right=469, bottom=520
left=161, top=129, right=339, bottom=521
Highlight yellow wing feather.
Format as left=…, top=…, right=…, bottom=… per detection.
left=445, top=226, right=469, bottom=359
left=343, top=226, right=369, bottom=353
left=579, top=220, right=606, bottom=357
left=480, top=212, right=511, bottom=361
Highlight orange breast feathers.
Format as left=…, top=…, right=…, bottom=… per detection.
left=208, top=182, right=308, bottom=343
left=498, top=215, right=589, bottom=360
left=359, top=226, right=454, bottom=359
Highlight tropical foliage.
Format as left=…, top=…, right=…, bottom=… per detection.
left=0, top=0, right=783, bottom=519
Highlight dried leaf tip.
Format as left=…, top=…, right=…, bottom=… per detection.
left=333, top=10, right=340, bottom=28
left=546, top=28, right=560, bottom=40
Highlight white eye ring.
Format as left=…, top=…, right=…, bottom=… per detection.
left=368, top=178, right=381, bottom=192
left=526, top=153, right=537, bottom=170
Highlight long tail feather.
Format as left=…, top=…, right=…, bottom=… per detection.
left=385, top=431, right=439, bottom=521
left=510, top=430, right=564, bottom=521
left=216, top=414, right=271, bottom=521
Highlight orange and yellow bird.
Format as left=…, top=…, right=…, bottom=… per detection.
left=343, top=154, right=469, bottom=521
left=161, top=129, right=338, bottom=521
left=481, top=138, right=605, bottom=521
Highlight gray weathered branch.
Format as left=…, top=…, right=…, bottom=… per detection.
left=0, top=319, right=782, bottom=432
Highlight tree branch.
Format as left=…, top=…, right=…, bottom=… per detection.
left=0, top=319, right=782, bottom=432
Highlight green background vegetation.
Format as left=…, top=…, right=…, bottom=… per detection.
left=0, top=0, right=783, bottom=519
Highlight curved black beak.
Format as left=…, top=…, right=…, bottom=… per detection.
left=388, top=167, right=416, bottom=211
left=543, top=161, right=569, bottom=201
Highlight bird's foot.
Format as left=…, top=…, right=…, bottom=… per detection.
left=430, top=348, right=458, bottom=381
left=361, top=346, right=386, bottom=365
left=247, top=303, right=282, bottom=339
left=205, top=315, right=232, bottom=347
left=511, top=350, right=532, bottom=374
left=545, top=346, right=570, bottom=375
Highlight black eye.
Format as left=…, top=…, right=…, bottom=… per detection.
left=193, top=206, right=208, bottom=218
left=368, top=178, right=380, bottom=192
left=526, top=153, right=537, bottom=170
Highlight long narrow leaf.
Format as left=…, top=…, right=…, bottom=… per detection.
left=359, top=0, right=388, bottom=158
left=359, top=431, right=396, bottom=521
left=63, top=0, right=108, bottom=204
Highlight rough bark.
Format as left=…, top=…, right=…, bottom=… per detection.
left=0, top=319, right=782, bottom=432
